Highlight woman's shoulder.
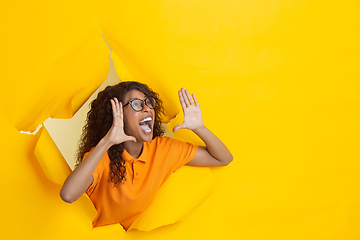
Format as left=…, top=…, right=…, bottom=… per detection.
left=151, top=136, right=189, bottom=148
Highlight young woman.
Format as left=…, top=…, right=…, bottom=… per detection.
left=60, top=81, right=232, bottom=230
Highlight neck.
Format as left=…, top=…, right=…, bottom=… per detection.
left=123, top=140, right=143, bottom=159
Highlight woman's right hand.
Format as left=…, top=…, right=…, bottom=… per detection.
left=103, top=97, right=136, bottom=145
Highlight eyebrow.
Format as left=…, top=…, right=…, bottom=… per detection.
left=129, top=96, right=147, bottom=101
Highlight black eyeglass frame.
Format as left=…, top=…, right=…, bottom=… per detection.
left=123, top=97, right=156, bottom=112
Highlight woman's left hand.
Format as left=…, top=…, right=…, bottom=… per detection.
left=173, top=88, right=204, bottom=132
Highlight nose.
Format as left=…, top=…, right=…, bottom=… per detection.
left=142, top=103, right=151, bottom=112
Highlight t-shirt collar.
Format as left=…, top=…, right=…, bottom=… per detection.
left=122, top=142, right=147, bottom=163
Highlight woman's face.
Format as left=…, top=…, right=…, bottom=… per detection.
left=122, top=89, right=155, bottom=143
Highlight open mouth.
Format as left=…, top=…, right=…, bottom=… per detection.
left=139, top=116, right=153, bottom=134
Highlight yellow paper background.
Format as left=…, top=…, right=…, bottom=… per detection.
left=1, top=0, right=360, bottom=239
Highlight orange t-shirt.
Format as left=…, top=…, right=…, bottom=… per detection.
left=85, top=136, right=198, bottom=230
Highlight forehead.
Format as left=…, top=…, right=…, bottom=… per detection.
left=123, top=89, right=146, bottom=102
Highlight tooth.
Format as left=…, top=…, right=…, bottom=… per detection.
left=140, top=117, right=152, bottom=123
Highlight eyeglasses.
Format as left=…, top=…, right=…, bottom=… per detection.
left=123, top=97, right=156, bottom=112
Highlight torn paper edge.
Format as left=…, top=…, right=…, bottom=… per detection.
left=20, top=124, right=43, bottom=135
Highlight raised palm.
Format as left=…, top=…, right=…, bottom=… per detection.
left=173, top=88, right=204, bottom=132
left=104, top=98, right=136, bottom=144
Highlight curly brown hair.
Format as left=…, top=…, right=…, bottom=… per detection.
left=75, top=81, right=165, bottom=186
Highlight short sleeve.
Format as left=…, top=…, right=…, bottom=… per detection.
left=168, top=138, right=198, bottom=172
left=83, top=151, right=104, bottom=196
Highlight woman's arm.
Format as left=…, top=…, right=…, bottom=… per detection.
left=60, top=98, right=136, bottom=203
left=173, top=88, right=233, bottom=166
